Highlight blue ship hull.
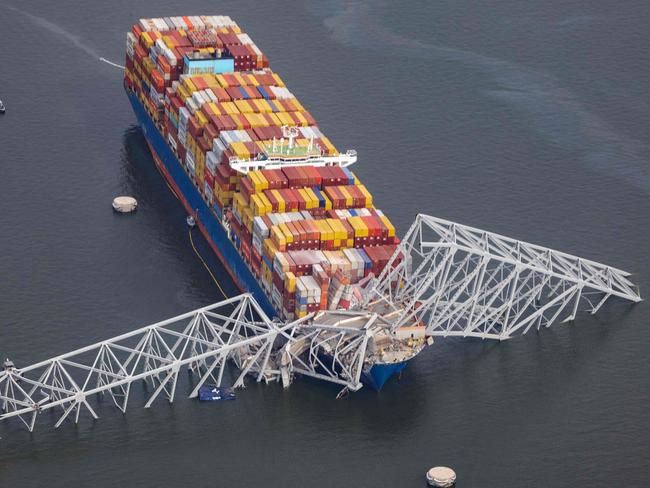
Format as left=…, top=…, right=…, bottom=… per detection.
left=126, top=89, right=407, bottom=390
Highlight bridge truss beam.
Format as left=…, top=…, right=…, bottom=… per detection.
left=365, top=214, right=641, bottom=339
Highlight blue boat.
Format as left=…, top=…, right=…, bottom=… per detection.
left=198, top=386, right=236, bottom=402
left=125, top=88, right=410, bottom=391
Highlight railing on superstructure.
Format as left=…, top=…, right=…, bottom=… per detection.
left=228, top=125, right=357, bottom=174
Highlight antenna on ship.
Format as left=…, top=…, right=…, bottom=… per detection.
left=282, top=125, right=299, bottom=153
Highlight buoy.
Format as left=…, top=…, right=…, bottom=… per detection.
left=426, top=466, right=456, bottom=487
left=186, top=215, right=196, bottom=227
left=112, top=196, right=138, bottom=213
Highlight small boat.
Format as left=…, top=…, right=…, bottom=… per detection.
left=186, top=215, right=196, bottom=227
left=198, top=386, right=236, bottom=402
left=0, top=100, right=5, bottom=114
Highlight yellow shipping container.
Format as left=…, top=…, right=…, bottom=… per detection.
left=230, top=142, right=249, bottom=159
left=296, top=189, right=311, bottom=210
left=356, top=184, right=373, bottom=208
left=285, top=272, right=296, bottom=293
left=304, top=188, right=319, bottom=209
left=270, top=189, right=285, bottom=213
left=348, top=216, right=369, bottom=237
left=233, top=72, right=247, bottom=87
left=242, top=207, right=254, bottom=233
left=141, top=32, right=154, bottom=49
left=258, top=192, right=272, bottom=214
left=182, top=77, right=197, bottom=93
left=338, top=186, right=354, bottom=208
left=320, top=136, right=338, bottom=155
left=276, top=112, right=294, bottom=126
left=215, top=74, right=229, bottom=88
left=328, top=219, right=347, bottom=240
left=271, top=73, right=285, bottom=87
left=195, top=111, right=208, bottom=127
left=316, top=220, right=334, bottom=241
left=379, top=215, right=396, bottom=237
left=279, top=223, right=294, bottom=244
left=162, top=35, right=176, bottom=49
left=207, top=102, right=221, bottom=116
left=233, top=192, right=246, bottom=214
left=271, top=226, right=286, bottom=247
left=234, top=99, right=254, bottom=113
left=263, top=238, right=277, bottom=262
left=251, top=170, right=269, bottom=191
left=253, top=99, right=272, bottom=113
left=244, top=113, right=262, bottom=128
left=265, top=113, right=282, bottom=126
left=201, top=74, right=219, bottom=88
left=322, top=193, right=333, bottom=210
left=176, top=85, right=190, bottom=101
left=220, top=101, right=239, bottom=115
left=245, top=74, right=259, bottom=86
left=293, top=112, right=309, bottom=126
left=292, top=99, right=306, bottom=111
left=250, top=194, right=264, bottom=216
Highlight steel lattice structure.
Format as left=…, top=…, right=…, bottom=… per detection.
left=364, top=214, right=642, bottom=339
left=0, top=295, right=379, bottom=432
left=0, top=294, right=283, bottom=431
left=0, top=214, right=642, bottom=432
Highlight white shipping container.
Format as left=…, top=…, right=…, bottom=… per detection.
left=139, top=18, right=157, bottom=32
left=206, top=151, right=219, bottom=174
left=252, top=235, right=263, bottom=255
left=186, top=98, right=199, bottom=115
left=235, top=130, right=252, bottom=142
left=213, top=138, right=226, bottom=158
left=237, top=33, right=253, bottom=45
left=219, top=131, right=235, bottom=145
left=204, top=183, right=214, bottom=204
left=186, top=152, right=196, bottom=174
left=191, top=16, right=205, bottom=29
left=179, top=107, right=190, bottom=123
left=199, top=16, right=214, bottom=28
left=191, top=91, right=204, bottom=107
left=205, top=89, right=218, bottom=102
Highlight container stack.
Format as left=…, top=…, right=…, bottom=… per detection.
left=125, top=16, right=402, bottom=320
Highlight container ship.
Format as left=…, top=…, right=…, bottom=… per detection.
left=123, top=15, right=421, bottom=390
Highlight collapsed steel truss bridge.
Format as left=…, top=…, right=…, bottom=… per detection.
left=0, top=214, right=641, bottom=432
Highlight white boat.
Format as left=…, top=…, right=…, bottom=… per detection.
left=0, top=100, right=5, bottom=114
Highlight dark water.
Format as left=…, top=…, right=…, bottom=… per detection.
left=1, top=0, right=648, bottom=486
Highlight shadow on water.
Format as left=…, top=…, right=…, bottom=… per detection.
left=120, top=125, right=239, bottom=301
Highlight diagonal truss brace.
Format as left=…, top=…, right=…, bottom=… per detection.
left=364, top=214, right=641, bottom=340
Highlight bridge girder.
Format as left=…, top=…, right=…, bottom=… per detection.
left=364, top=214, right=641, bottom=339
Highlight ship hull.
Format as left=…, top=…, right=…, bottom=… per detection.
left=126, top=90, right=276, bottom=318
left=126, top=89, right=410, bottom=390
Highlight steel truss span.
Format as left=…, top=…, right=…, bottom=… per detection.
left=365, top=214, right=641, bottom=339
left=0, top=215, right=641, bottom=432
left=0, top=295, right=375, bottom=432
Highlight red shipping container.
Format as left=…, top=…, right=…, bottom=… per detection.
left=272, top=271, right=284, bottom=292
left=211, top=87, right=231, bottom=101
left=265, top=190, right=279, bottom=213
left=198, top=137, right=210, bottom=154
left=205, top=170, right=215, bottom=190
left=301, top=166, right=321, bottom=187
left=226, top=86, right=244, bottom=100
left=214, top=114, right=235, bottom=131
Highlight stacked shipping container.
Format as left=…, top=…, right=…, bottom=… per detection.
left=125, top=16, right=401, bottom=320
